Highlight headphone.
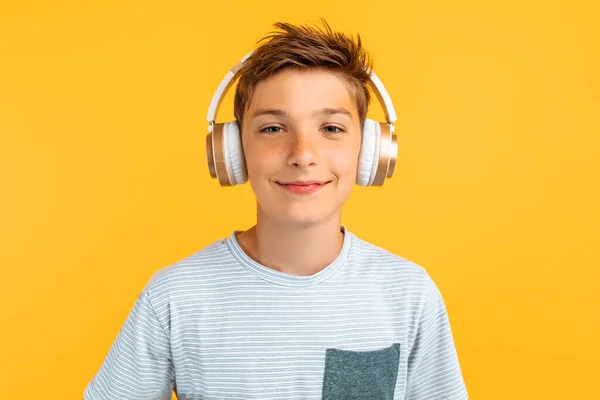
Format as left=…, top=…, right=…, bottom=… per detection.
left=206, top=51, right=398, bottom=187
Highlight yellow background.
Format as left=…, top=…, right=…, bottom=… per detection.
left=1, top=0, right=598, bottom=398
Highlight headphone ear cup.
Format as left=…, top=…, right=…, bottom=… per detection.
left=206, top=121, right=247, bottom=186
left=223, top=121, right=248, bottom=186
left=371, top=121, right=397, bottom=186
left=356, top=119, right=380, bottom=186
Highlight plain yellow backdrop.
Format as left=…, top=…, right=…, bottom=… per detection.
left=1, top=0, right=598, bottom=398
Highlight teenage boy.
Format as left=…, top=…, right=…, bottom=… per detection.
left=84, top=20, right=468, bottom=400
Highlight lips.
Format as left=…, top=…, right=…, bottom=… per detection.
left=276, top=180, right=331, bottom=194
left=277, top=179, right=331, bottom=185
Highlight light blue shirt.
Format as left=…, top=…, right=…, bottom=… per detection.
left=84, top=226, right=468, bottom=399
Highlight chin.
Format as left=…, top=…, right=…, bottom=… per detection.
left=271, top=204, right=342, bottom=227
left=254, top=182, right=351, bottom=226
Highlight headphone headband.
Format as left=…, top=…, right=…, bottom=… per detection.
left=206, top=51, right=396, bottom=133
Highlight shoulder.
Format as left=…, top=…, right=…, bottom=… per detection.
left=348, top=231, right=436, bottom=301
left=142, top=236, right=235, bottom=303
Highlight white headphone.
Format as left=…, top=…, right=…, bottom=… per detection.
left=206, top=51, right=398, bottom=187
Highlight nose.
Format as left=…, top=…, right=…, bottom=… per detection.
left=286, top=134, right=319, bottom=169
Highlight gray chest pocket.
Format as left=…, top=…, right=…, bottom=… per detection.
left=321, top=343, right=401, bottom=400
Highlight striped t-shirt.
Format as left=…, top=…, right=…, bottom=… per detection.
left=84, top=225, right=468, bottom=399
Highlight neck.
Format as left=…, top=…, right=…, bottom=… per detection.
left=236, top=205, right=345, bottom=276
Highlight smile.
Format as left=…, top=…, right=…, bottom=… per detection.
left=276, top=181, right=331, bottom=195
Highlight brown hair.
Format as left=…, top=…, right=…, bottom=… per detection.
left=233, top=19, right=374, bottom=129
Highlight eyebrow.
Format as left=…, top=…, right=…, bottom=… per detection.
left=250, top=107, right=354, bottom=120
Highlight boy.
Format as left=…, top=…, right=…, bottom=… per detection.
left=84, top=20, right=468, bottom=400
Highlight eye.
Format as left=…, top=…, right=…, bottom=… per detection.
left=323, top=125, right=345, bottom=134
left=260, top=126, right=283, bottom=134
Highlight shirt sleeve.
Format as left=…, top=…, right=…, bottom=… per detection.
left=405, top=276, right=468, bottom=400
left=83, top=288, right=175, bottom=400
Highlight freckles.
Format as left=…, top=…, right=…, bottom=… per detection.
left=260, top=148, right=282, bottom=157
left=246, top=148, right=282, bottom=173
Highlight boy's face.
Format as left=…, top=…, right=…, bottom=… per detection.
left=241, top=67, right=362, bottom=227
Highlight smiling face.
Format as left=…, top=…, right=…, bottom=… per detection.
left=241, top=67, right=363, bottom=227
